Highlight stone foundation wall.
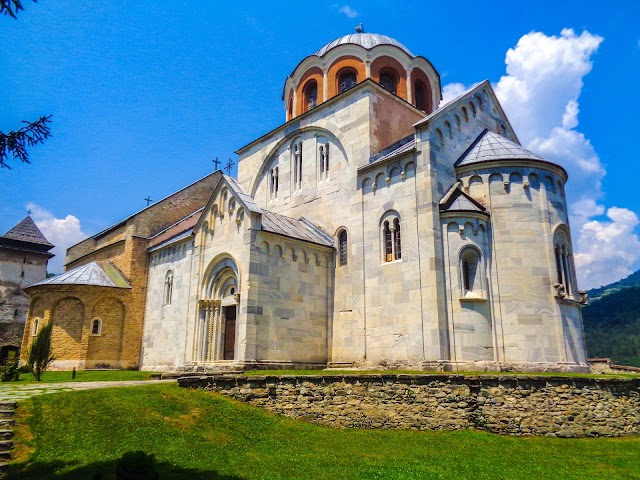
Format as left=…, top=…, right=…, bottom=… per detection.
left=179, top=373, right=640, bottom=437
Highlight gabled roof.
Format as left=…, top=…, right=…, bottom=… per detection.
left=261, top=211, right=333, bottom=247
left=28, top=261, right=131, bottom=289
left=1, top=216, right=53, bottom=248
left=147, top=208, right=203, bottom=251
left=455, top=129, right=544, bottom=167
left=440, top=183, right=487, bottom=214
left=226, top=176, right=262, bottom=214
left=414, top=82, right=485, bottom=128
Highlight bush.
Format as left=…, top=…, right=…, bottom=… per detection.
left=0, top=361, right=19, bottom=382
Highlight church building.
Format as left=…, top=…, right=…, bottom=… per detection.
left=22, top=32, right=589, bottom=373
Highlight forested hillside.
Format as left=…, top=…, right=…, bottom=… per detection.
left=582, top=270, right=640, bottom=367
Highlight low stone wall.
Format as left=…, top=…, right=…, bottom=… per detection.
left=179, top=373, right=640, bottom=437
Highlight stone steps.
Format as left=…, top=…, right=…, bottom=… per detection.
left=0, top=402, right=17, bottom=475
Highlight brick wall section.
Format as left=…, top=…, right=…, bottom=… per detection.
left=179, top=374, right=640, bottom=437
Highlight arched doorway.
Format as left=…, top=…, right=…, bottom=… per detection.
left=198, top=257, right=239, bottom=362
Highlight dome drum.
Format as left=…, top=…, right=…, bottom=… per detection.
left=284, top=32, right=441, bottom=121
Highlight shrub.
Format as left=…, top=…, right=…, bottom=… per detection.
left=115, top=451, right=159, bottom=480
left=26, top=321, right=55, bottom=381
left=0, top=361, right=19, bottom=382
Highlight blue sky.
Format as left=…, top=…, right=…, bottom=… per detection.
left=1, top=0, right=639, bottom=288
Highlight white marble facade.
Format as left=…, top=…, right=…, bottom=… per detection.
left=140, top=34, right=588, bottom=372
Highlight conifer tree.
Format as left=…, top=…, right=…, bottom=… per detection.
left=27, top=321, right=55, bottom=381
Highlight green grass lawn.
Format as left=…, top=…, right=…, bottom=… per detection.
left=5, top=370, right=157, bottom=384
left=8, top=383, right=640, bottom=479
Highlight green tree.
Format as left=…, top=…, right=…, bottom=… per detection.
left=1, top=0, right=52, bottom=169
left=27, top=321, right=55, bottom=381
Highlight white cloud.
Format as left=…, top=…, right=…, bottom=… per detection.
left=442, top=28, right=640, bottom=288
left=440, top=82, right=466, bottom=105
left=27, top=203, right=87, bottom=274
left=338, top=5, right=359, bottom=18
left=574, top=208, right=640, bottom=288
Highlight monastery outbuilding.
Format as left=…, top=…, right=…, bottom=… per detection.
left=21, top=31, right=589, bottom=373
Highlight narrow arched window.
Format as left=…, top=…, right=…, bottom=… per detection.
left=414, top=80, right=427, bottom=112
left=269, top=166, right=279, bottom=200
left=379, top=70, right=397, bottom=94
left=303, top=80, right=317, bottom=112
left=164, top=271, right=174, bottom=306
left=338, top=230, right=348, bottom=266
left=553, top=227, right=576, bottom=298
left=288, top=97, right=293, bottom=120
left=32, top=317, right=39, bottom=336
left=460, top=247, right=482, bottom=298
left=292, top=141, right=303, bottom=191
left=338, top=69, right=357, bottom=93
left=319, top=141, right=329, bottom=179
left=91, top=318, right=102, bottom=336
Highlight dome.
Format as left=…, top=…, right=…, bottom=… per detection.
left=314, top=33, right=414, bottom=58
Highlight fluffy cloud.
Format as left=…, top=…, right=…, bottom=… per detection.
left=338, top=5, right=359, bottom=18
left=574, top=208, right=640, bottom=286
left=441, top=82, right=467, bottom=105
left=27, top=203, right=87, bottom=274
left=441, top=29, right=640, bottom=288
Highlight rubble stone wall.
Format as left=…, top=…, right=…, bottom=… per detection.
left=179, top=373, right=640, bottom=437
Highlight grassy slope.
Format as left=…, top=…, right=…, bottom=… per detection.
left=6, top=370, right=156, bottom=384
left=9, top=384, right=640, bottom=480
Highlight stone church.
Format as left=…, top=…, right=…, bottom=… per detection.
left=21, top=32, right=589, bottom=373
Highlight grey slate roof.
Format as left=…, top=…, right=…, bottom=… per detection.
left=368, top=134, right=415, bottom=166
left=456, top=129, right=544, bottom=167
left=1, top=216, right=53, bottom=247
left=440, top=183, right=487, bottom=214
left=29, top=261, right=131, bottom=289
left=261, top=211, right=333, bottom=247
left=315, top=33, right=413, bottom=57
left=225, top=175, right=263, bottom=214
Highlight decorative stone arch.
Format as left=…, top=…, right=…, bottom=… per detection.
left=404, top=161, right=416, bottom=178
left=202, top=255, right=240, bottom=300
left=50, top=296, right=86, bottom=362
left=249, top=126, right=349, bottom=198
left=370, top=55, right=407, bottom=99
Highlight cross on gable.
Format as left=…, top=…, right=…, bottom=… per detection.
left=212, top=157, right=220, bottom=170
left=144, top=196, right=153, bottom=206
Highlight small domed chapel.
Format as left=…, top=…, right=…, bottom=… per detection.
left=21, top=32, right=589, bottom=373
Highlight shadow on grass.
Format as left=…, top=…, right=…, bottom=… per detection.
left=7, top=451, right=245, bottom=480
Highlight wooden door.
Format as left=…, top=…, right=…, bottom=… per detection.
left=223, top=306, right=236, bottom=360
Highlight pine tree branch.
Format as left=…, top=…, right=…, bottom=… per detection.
left=0, top=115, right=52, bottom=169
left=0, top=0, right=24, bottom=19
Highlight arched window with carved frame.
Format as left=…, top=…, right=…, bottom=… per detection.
left=381, top=212, right=402, bottom=263
left=553, top=225, right=576, bottom=298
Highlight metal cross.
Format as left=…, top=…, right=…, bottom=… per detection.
left=144, top=196, right=153, bottom=206
left=26, top=209, right=32, bottom=216
left=224, top=158, right=235, bottom=175
left=212, top=157, right=220, bottom=170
